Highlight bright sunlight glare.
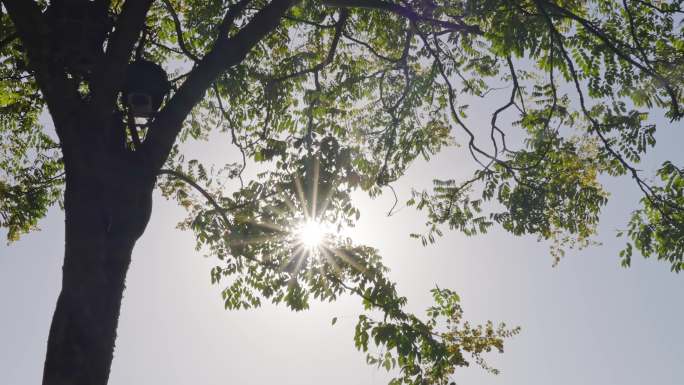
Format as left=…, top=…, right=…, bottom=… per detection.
left=297, top=220, right=327, bottom=250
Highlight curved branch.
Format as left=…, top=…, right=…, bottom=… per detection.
left=158, top=168, right=281, bottom=226
left=161, top=0, right=200, bottom=62
left=158, top=168, right=231, bottom=227
left=489, top=56, right=520, bottom=155
left=342, top=27, right=410, bottom=63
left=213, top=82, right=247, bottom=186
left=322, top=0, right=482, bottom=35
left=270, top=9, right=349, bottom=83
left=540, top=0, right=681, bottom=118
left=536, top=1, right=684, bottom=218
left=283, top=13, right=337, bottom=28
left=385, top=184, right=400, bottom=216
left=143, top=0, right=297, bottom=173
left=632, top=0, right=684, bottom=14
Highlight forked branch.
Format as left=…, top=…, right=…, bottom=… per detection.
left=143, top=0, right=297, bottom=173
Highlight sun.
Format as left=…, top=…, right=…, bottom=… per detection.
left=296, top=219, right=328, bottom=250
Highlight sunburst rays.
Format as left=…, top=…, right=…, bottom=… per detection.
left=225, top=157, right=361, bottom=279
left=297, top=219, right=328, bottom=250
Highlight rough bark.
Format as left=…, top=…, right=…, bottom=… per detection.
left=0, top=2, right=295, bottom=383
left=42, top=118, right=155, bottom=385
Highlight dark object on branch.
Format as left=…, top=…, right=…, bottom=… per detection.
left=45, top=0, right=112, bottom=75
left=122, top=60, right=170, bottom=118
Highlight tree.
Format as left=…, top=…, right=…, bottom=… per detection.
left=0, top=0, right=682, bottom=384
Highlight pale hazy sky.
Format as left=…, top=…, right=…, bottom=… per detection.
left=2, top=83, right=684, bottom=385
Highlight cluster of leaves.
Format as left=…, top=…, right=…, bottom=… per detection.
left=620, top=161, right=684, bottom=272
left=398, top=0, right=684, bottom=269
left=8, top=1, right=680, bottom=267
left=159, top=143, right=519, bottom=383
left=359, top=287, right=519, bottom=385
left=0, top=9, right=62, bottom=242
left=411, top=133, right=609, bottom=264
left=3, top=0, right=684, bottom=382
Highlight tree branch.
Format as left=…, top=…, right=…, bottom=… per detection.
left=142, top=0, right=297, bottom=173
left=161, top=0, right=200, bottom=62
left=270, top=9, right=348, bottom=83
left=322, top=0, right=482, bottom=34
left=1, top=0, right=80, bottom=143
left=158, top=168, right=279, bottom=226
left=536, top=0, right=684, bottom=218
left=91, top=0, right=154, bottom=119
left=158, top=168, right=232, bottom=227
left=216, top=0, right=253, bottom=40
left=539, top=0, right=680, bottom=118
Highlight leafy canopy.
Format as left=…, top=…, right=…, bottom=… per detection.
left=2, top=0, right=684, bottom=383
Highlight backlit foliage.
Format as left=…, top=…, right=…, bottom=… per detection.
left=3, top=0, right=684, bottom=383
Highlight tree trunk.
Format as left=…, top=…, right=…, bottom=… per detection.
left=42, top=155, right=154, bottom=385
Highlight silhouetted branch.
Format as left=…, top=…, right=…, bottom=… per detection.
left=217, top=0, right=253, bottom=39
left=536, top=0, right=684, bottom=219
left=144, top=0, right=297, bottom=173
left=159, top=168, right=234, bottom=233
left=539, top=0, right=680, bottom=118
left=161, top=0, right=200, bottom=62
left=91, top=0, right=154, bottom=119
left=322, top=0, right=482, bottom=34
left=270, top=9, right=349, bottom=83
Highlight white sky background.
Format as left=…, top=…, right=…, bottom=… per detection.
left=2, top=56, right=684, bottom=385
